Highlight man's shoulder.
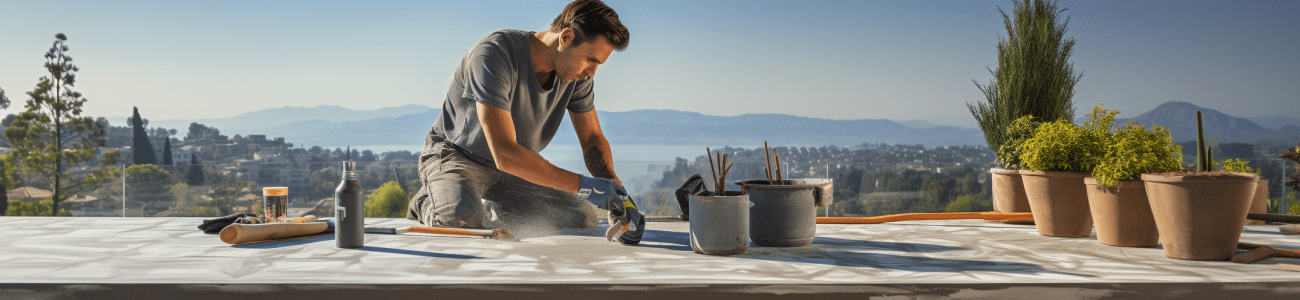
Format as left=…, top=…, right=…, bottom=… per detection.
left=477, top=29, right=529, bottom=47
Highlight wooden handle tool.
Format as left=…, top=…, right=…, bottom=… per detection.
left=367, top=226, right=516, bottom=241
left=816, top=212, right=1033, bottom=224
left=220, top=222, right=330, bottom=244
left=1247, top=213, right=1300, bottom=224
left=1233, top=242, right=1300, bottom=264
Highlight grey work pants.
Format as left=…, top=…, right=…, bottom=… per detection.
left=406, top=141, right=598, bottom=231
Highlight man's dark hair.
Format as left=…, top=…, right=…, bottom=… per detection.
left=550, top=0, right=629, bottom=51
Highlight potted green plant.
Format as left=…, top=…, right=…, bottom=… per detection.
left=1222, top=158, right=1266, bottom=226
left=1087, top=122, right=1182, bottom=247
left=1142, top=111, right=1258, bottom=260
left=989, top=116, right=1037, bottom=214
left=1017, top=105, right=1113, bottom=237
left=967, top=0, right=1081, bottom=215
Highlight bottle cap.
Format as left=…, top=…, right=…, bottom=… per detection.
left=343, top=161, right=356, bottom=172
left=263, top=187, right=288, bottom=196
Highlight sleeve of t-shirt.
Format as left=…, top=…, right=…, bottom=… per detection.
left=566, top=78, right=596, bottom=113
left=461, top=42, right=516, bottom=111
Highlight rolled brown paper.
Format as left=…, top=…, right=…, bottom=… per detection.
left=1281, top=224, right=1300, bottom=235
left=1232, top=247, right=1275, bottom=264
left=220, top=222, right=330, bottom=244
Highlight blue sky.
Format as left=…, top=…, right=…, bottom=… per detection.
left=1, top=0, right=1296, bottom=127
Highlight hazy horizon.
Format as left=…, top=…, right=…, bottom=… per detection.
left=2, top=0, right=1297, bottom=128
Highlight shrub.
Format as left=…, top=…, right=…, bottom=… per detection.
left=944, top=194, right=992, bottom=212
left=365, top=181, right=410, bottom=218
left=6, top=198, right=73, bottom=216
left=1092, top=124, right=1183, bottom=188
left=1018, top=105, right=1116, bottom=173
left=996, top=116, right=1038, bottom=169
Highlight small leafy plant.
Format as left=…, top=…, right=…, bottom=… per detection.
left=1092, top=123, right=1183, bottom=188
left=1018, top=105, right=1116, bottom=173
left=1221, top=158, right=1258, bottom=175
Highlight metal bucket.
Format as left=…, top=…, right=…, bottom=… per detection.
left=738, top=179, right=832, bottom=247
left=689, top=191, right=751, bottom=255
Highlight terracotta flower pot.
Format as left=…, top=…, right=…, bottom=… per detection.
left=1020, top=170, right=1093, bottom=237
left=1245, top=180, right=1268, bottom=226
left=1084, top=178, right=1158, bottom=247
left=990, top=168, right=1031, bottom=213
left=1142, top=172, right=1258, bottom=260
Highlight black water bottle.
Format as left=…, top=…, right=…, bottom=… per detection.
left=335, top=161, right=364, bottom=248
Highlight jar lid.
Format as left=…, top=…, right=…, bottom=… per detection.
left=263, top=187, right=288, bottom=196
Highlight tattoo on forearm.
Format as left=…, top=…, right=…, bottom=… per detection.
left=585, top=147, right=615, bottom=179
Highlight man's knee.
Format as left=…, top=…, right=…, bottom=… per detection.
left=412, top=178, right=488, bottom=228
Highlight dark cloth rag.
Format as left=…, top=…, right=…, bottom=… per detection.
left=198, top=213, right=264, bottom=233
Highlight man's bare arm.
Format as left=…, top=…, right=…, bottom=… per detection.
left=476, top=102, right=581, bottom=193
left=571, top=110, right=622, bottom=187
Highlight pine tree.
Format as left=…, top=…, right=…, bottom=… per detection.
left=162, top=138, right=173, bottom=165
left=4, top=33, right=119, bottom=215
left=131, top=107, right=157, bottom=165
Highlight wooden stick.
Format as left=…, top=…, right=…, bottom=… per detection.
left=706, top=147, right=717, bottom=193
left=721, top=153, right=730, bottom=194
left=774, top=151, right=783, bottom=185
left=1233, top=242, right=1300, bottom=264
left=816, top=212, right=1034, bottom=224
left=1249, top=213, right=1300, bottom=224
left=1233, top=247, right=1274, bottom=264
left=764, top=141, right=774, bottom=184
left=405, top=226, right=516, bottom=241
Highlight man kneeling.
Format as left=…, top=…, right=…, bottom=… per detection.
left=407, top=0, right=642, bottom=244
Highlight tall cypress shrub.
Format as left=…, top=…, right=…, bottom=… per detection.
left=187, top=153, right=205, bottom=185
left=162, top=138, right=173, bottom=165
left=968, top=0, right=1082, bottom=168
left=131, top=107, right=157, bottom=165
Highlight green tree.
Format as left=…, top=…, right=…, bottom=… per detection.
left=4, top=33, right=119, bottom=216
left=208, top=169, right=257, bottom=215
left=968, top=0, right=1081, bottom=167
left=126, top=164, right=174, bottom=215
left=0, top=154, right=20, bottom=216
left=0, top=86, right=9, bottom=108
left=365, top=181, right=409, bottom=218
left=130, top=107, right=156, bottom=165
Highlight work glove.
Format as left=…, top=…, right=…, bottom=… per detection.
left=197, top=213, right=262, bottom=233
left=674, top=174, right=707, bottom=221
left=605, top=197, right=646, bottom=246
left=577, top=174, right=629, bottom=212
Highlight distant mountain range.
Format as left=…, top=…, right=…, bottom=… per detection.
left=121, top=101, right=1298, bottom=149
left=1113, top=101, right=1300, bottom=144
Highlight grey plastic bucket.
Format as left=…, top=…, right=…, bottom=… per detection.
left=738, top=179, right=833, bottom=247
left=689, top=191, right=751, bottom=255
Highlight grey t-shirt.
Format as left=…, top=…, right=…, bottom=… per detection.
left=425, top=29, right=596, bottom=167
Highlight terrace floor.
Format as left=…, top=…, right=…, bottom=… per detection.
left=2, top=217, right=1299, bottom=299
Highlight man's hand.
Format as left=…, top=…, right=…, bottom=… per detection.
left=577, top=174, right=627, bottom=211
left=605, top=197, right=645, bottom=246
